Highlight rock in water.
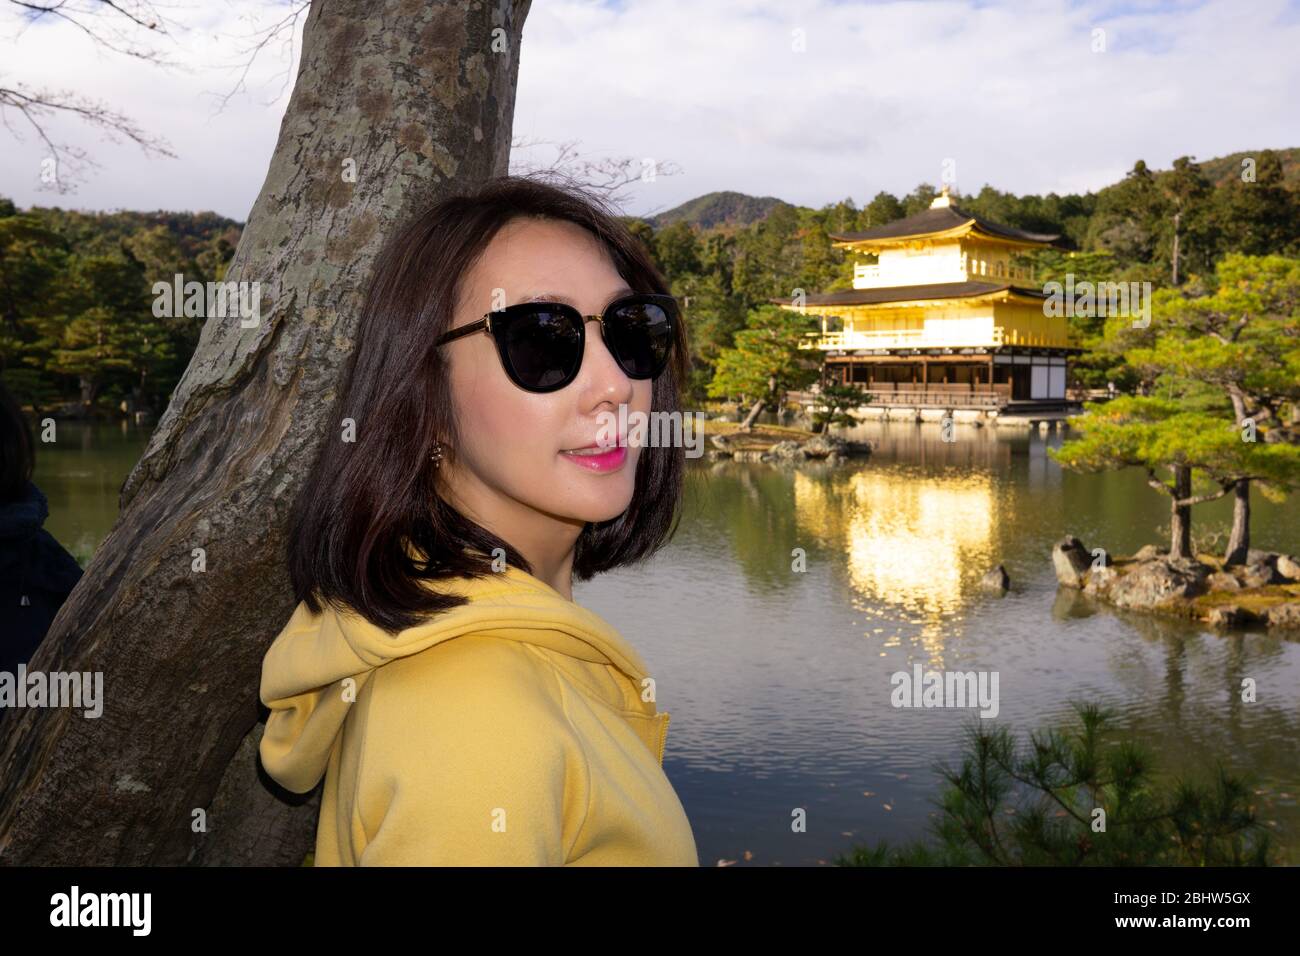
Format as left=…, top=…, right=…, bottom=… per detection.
left=980, top=565, right=1010, bottom=593
left=1052, top=536, right=1092, bottom=588
left=800, top=434, right=845, bottom=459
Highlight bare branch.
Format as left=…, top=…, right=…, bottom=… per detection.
left=1174, top=482, right=1237, bottom=508
left=1145, top=469, right=1174, bottom=497
left=510, top=135, right=682, bottom=212
left=5, top=0, right=181, bottom=65
left=0, top=83, right=175, bottom=192
left=202, top=0, right=310, bottom=115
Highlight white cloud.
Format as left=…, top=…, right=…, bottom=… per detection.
left=1, top=0, right=1296, bottom=220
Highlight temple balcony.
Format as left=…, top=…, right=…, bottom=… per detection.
left=801, top=327, right=1003, bottom=350
left=800, top=323, right=1068, bottom=351
left=852, top=258, right=1038, bottom=289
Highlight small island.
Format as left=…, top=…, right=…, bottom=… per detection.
left=701, top=419, right=872, bottom=464
left=1054, top=536, right=1300, bottom=633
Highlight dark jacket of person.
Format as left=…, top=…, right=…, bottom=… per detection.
left=0, top=481, right=83, bottom=674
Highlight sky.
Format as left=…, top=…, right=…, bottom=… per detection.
left=1, top=0, right=1297, bottom=222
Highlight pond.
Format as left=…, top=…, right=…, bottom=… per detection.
left=30, top=419, right=1300, bottom=866
left=581, top=420, right=1300, bottom=866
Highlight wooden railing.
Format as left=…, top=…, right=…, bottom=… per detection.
left=874, top=390, right=1003, bottom=408
left=800, top=329, right=1006, bottom=350
left=795, top=382, right=1013, bottom=409
left=866, top=382, right=1010, bottom=394
left=863, top=383, right=1009, bottom=408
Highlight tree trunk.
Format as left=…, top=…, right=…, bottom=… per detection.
left=739, top=373, right=778, bottom=431
left=78, top=375, right=98, bottom=413
left=1223, top=392, right=1251, bottom=567
left=1170, top=210, right=1181, bottom=286
left=738, top=398, right=764, bottom=431
left=1169, top=463, right=1192, bottom=560
left=0, top=0, right=532, bottom=866
left=1224, top=478, right=1250, bottom=567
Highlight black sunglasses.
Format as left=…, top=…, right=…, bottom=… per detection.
left=435, top=292, right=677, bottom=393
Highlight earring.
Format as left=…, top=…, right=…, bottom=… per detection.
left=430, top=441, right=445, bottom=468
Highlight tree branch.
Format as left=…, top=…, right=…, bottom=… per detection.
left=0, top=84, right=175, bottom=191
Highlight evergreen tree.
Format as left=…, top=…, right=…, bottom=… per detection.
left=862, top=190, right=905, bottom=227
left=707, top=304, right=818, bottom=429
left=1157, top=156, right=1217, bottom=283
left=1213, top=150, right=1300, bottom=256
left=1051, top=394, right=1299, bottom=559
left=841, top=703, right=1276, bottom=866
left=809, top=380, right=872, bottom=432
left=1130, top=254, right=1300, bottom=562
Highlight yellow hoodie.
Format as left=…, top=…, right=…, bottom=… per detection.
left=258, top=563, right=698, bottom=866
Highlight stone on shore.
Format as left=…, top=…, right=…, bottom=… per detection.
left=706, top=428, right=873, bottom=465
left=1241, top=561, right=1288, bottom=588
left=1052, top=536, right=1092, bottom=589
left=1054, top=541, right=1300, bottom=634
left=800, top=434, right=844, bottom=459
left=1107, top=558, right=1210, bottom=610
left=1083, top=564, right=1119, bottom=596
left=763, top=440, right=806, bottom=461
left=1264, top=602, right=1300, bottom=630
left=1207, top=605, right=1254, bottom=629
left=1207, top=571, right=1241, bottom=591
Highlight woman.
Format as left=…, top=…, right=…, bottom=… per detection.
left=258, top=175, right=699, bottom=866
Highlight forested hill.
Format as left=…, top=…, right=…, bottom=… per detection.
left=644, top=190, right=787, bottom=231
left=647, top=147, right=1300, bottom=237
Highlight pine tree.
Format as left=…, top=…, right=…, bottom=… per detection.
left=840, top=703, right=1276, bottom=866
left=1130, top=255, right=1300, bottom=563
left=708, top=305, right=819, bottom=430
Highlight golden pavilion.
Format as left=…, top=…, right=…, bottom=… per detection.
left=774, top=187, right=1082, bottom=413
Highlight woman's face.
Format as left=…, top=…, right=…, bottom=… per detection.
left=437, top=216, right=654, bottom=549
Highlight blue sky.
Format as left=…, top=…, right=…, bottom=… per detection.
left=1, top=0, right=1296, bottom=220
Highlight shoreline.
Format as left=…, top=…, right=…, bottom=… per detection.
left=1053, top=536, right=1300, bottom=634
left=700, top=420, right=873, bottom=464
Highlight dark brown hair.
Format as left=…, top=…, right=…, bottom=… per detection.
left=287, top=174, right=689, bottom=633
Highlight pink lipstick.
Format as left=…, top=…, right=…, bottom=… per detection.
left=560, top=444, right=628, bottom=473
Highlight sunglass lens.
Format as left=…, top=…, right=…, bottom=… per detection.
left=501, top=309, right=582, bottom=391
left=605, top=300, right=673, bottom=378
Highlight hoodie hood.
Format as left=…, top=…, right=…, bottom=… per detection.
left=259, top=563, right=655, bottom=794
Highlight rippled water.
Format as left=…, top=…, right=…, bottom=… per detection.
left=32, top=420, right=1300, bottom=866
left=577, top=421, right=1300, bottom=866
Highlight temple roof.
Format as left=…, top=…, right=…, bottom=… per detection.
left=770, top=280, right=1049, bottom=309
left=829, top=202, right=1060, bottom=247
